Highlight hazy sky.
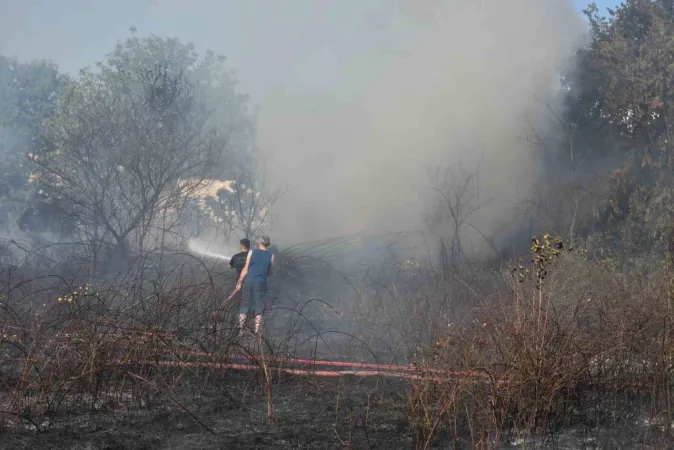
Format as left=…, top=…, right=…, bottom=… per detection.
left=1, top=0, right=618, bottom=105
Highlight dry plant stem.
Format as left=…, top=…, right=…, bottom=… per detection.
left=332, top=378, right=354, bottom=450
left=258, top=332, right=275, bottom=425
left=422, top=382, right=462, bottom=450
left=333, top=375, right=343, bottom=430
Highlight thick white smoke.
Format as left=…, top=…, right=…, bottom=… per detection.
left=254, top=0, right=584, bottom=251
left=1, top=0, right=586, bottom=256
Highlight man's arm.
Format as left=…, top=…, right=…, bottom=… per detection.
left=237, top=251, right=253, bottom=288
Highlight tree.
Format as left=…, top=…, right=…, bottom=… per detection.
left=0, top=56, right=69, bottom=157
left=558, top=1, right=674, bottom=257
left=423, top=161, right=490, bottom=268
left=208, top=154, right=284, bottom=242
left=0, top=56, right=70, bottom=233
left=34, top=31, right=255, bottom=274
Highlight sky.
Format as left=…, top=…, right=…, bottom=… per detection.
left=574, top=0, right=621, bottom=12
left=0, top=0, right=620, bottom=105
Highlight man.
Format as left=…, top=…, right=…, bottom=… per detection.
left=226, top=238, right=250, bottom=312
left=214, top=238, right=250, bottom=328
left=237, top=235, right=274, bottom=335
left=229, top=238, right=250, bottom=278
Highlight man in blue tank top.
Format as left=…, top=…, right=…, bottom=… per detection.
left=236, top=235, right=274, bottom=335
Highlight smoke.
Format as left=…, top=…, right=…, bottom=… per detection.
left=255, top=0, right=585, bottom=250
left=1, top=0, right=586, bottom=258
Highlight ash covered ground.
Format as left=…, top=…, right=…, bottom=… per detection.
left=0, top=370, right=669, bottom=450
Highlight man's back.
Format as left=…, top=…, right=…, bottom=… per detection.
left=246, top=248, right=273, bottom=283
left=230, top=251, right=248, bottom=277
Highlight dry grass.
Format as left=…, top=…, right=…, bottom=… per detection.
left=0, top=257, right=249, bottom=434
left=2, top=235, right=674, bottom=448
left=390, top=235, right=674, bottom=448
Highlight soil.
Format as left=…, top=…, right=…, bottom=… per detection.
left=0, top=369, right=671, bottom=449
left=0, top=371, right=413, bottom=450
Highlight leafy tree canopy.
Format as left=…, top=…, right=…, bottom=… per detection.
left=0, top=56, right=70, bottom=232
left=562, top=1, right=674, bottom=258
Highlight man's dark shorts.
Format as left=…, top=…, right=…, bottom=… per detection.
left=240, top=279, right=269, bottom=316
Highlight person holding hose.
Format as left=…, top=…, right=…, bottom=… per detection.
left=226, top=237, right=250, bottom=306
left=229, top=238, right=250, bottom=279
left=237, top=235, right=274, bottom=336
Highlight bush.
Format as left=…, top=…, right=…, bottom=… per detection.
left=403, top=235, right=674, bottom=448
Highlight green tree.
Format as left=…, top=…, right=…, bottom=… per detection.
left=0, top=56, right=71, bottom=233
left=559, top=1, right=674, bottom=258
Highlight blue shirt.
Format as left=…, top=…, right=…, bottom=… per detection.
left=246, top=248, right=272, bottom=283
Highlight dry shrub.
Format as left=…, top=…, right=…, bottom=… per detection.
left=405, top=235, right=674, bottom=448
left=0, top=257, right=242, bottom=433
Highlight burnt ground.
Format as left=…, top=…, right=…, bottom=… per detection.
left=1, top=368, right=673, bottom=449
left=0, top=371, right=413, bottom=450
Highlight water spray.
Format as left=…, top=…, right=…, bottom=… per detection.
left=187, top=239, right=232, bottom=262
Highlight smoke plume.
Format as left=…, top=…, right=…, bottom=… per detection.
left=1, top=0, right=586, bottom=255
left=255, top=0, right=584, bottom=250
